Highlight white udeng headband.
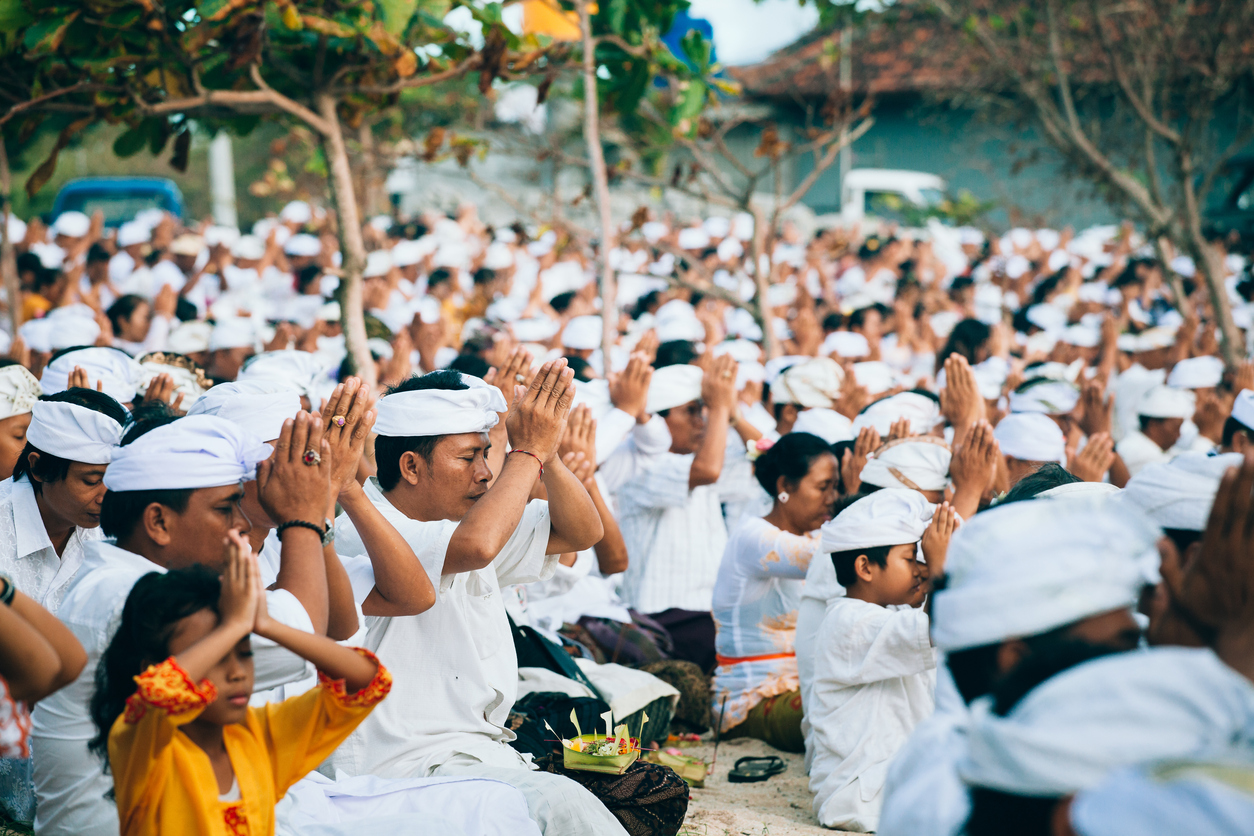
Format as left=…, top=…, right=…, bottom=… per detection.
left=26, top=401, right=124, bottom=465
left=373, top=374, right=507, bottom=438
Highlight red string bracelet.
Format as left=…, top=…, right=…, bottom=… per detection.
left=509, top=449, right=543, bottom=478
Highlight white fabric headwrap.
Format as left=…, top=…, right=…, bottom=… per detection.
left=860, top=437, right=952, bottom=492
left=646, top=364, right=704, bottom=414
left=931, top=494, right=1156, bottom=651
left=958, top=648, right=1254, bottom=796
left=1121, top=451, right=1245, bottom=531
left=26, top=401, right=125, bottom=464
left=1009, top=379, right=1080, bottom=415
left=40, top=347, right=143, bottom=404
left=187, top=381, right=301, bottom=443
left=994, top=412, right=1066, bottom=464
left=561, top=316, right=603, bottom=351
left=774, top=358, right=844, bottom=408
left=851, top=392, right=943, bottom=437
left=1137, top=385, right=1196, bottom=419
left=374, top=373, right=506, bottom=438
left=1166, top=356, right=1224, bottom=390
left=819, top=488, right=934, bottom=554
left=238, top=350, right=331, bottom=400
left=1233, top=389, right=1254, bottom=432
left=0, top=366, right=41, bottom=421
left=104, top=415, right=272, bottom=491
left=1070, top=760, right=1254, bottom=836
left=790, top=408, right=853, bottom=444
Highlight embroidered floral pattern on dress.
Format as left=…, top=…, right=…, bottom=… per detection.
left=222, top=801, right=248, bottom=836
left=0, top=675, right=31, bottom=758
left=315, top=647, right=392, bottom=708
left=123, top=657, right=218, bottom=724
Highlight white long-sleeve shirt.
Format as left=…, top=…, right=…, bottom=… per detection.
left=808, top=596, right=936, bottom=832
left=0, top=476, right=102, bottom=612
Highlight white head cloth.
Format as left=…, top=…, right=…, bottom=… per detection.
left=1070, top=760, right=1254, bottom=836
left=1009, top=379, right=1080, bottom=415
left=40, top=347, right=143, bottom=404
left=104, top=415, right=272, bottom=491
left=561, top=315, right=602, bottom=351
left=790, top=408, right=853, bottom=444
left=1037, top=481, right=1121, bottom=499
left=238, top=350, right=330, bottom=401
left=819, top=488, right=934, bottom=554
left=209, top=317, right=259, bottom=352
left=860, top=437, right=952, bottom=492
left=374, top=373, right=507, bottom=438
left=994, top=412, right=1066, bottom=464
left=0, top=366, right=42, bottom=420
left=26, top=400, right=125, bottom=464
left=773, top=358, right=845, bottom=408
left=1167, top=356, right=1224, bottom=390
left=138, top=361, right=208, bottom=408
left=1121, top=451, right=1245, bottom=531
left=1138, top=385, right=1196, bottom=419
left=958, top=648, right=1254, bottom=796
left=187, top=381, right=301, bottom=443
left=852, top=392, right=942, bottom=436
left=647, top=364, right=703, bottom=414
left=932, top=494, right=1157, bottom=651
left=821, top=331, right=871, bottom=359
left=1233, top=389, right=1254, bottom=431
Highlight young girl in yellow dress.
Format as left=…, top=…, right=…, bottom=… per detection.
left=89, top=531, right=391, bottom=836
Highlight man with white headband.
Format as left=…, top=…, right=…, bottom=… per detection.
left=31, top=413, right=327, bottom=836
left=770, top=357, right=844, bottom=434
left=1221, top=388, right=1254, bottom=454
left=1116, top=384, right=1196, bottom=476
left=878, top=495, right=1155, bottom=836
left=993, top=412, right=1066, bottom=486
left=325, top=363, right=624, bottom=836
left=959, top=648, right=1254, bottom=836
left=39, top=347, right=144, bottom=409
left=615, top=354, right=738, bottom=673
left=807, top=488, right=946, bottom=832
left=0, top=364, right=42, bottom=481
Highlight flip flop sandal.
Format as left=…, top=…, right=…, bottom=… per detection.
left=728, top=755, right=787, bottom=783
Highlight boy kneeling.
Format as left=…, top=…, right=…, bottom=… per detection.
left=807, top=489, right=955, bottom=832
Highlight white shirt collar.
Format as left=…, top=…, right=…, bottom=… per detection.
left=11, top=477, right=54, bottom=560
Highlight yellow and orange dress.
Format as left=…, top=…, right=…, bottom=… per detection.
left=107, top=650, right=391, bottom=836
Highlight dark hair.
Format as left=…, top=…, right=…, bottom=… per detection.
left=829, top=439, right=856, bottom=495
left=965, top=788, right=1058, bottom=836
left=754, top=432, right=834, bottom=496
left=831, top=544, right=892, bottom=588
left=653, top=340, right=697, bottom=369
left=1162, top=526, right=1203, bottom=557
left=374, top=370, right=468, bottom=491
left=448, top=353, right=490, bottom=379
left=14, top=388, right=129, bottom=493
left=822, top=311, right=844, bottom=332
left=549, top=291, right=577, bottom=314
left=848, top=305, right=886, bottom=331
left=632, top=289, right=662, bottom=319
left=296, top=263, right=322, bottom=295
left=1138, top=414, right=1177, bottom=433
left=472, top=267, right=497, bottom=286
left=935, top=319, right=991, bottom=372
left=992, top=463, right=1079, bottom=506
left=1222, top=415, right=1253, bottom=447
left=106, top=294, right=149, bottom=337
left=99, top=414, right=192, bottom=540
left=427, top=268, right=452, bottom=288
left=89, top=567, right=221, bottom=764
left=563, top=355, right=595, bottom=382
left=87, top=243, right=111, bottom=264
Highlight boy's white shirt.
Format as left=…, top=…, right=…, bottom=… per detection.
left=806, top=595, right=937, bottom=833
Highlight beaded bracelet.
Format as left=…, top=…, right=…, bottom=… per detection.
left=509, top=449, right=544, bottom=478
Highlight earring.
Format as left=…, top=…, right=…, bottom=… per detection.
left=777, top=491, right=790, bottom=504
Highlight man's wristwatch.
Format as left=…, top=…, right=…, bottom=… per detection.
left=0, top=573, right=14, bottom=606
left=276, top=519, right=333, bottom=547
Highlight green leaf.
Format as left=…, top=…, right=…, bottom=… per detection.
left=112, top=125, right=148, bottom=158
left=22, top=14, right=76, bottom=53
left=680, top=29, right=711, bottom=74
left=607, top=0, right=627, bottom=34
left=670, top=78, right=707, bottom=136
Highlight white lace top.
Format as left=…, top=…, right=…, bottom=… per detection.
left=0, top=477, right=102, bottom=612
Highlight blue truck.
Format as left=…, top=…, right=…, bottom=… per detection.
left=50, top=177, right=184, bottom=228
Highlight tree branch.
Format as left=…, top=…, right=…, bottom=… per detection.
left=341, top=54, right=482, bottom=96
left=0, top=83, right=109, bottom=127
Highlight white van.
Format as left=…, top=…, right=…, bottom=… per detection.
left=840, top=168, right=947, bottom=223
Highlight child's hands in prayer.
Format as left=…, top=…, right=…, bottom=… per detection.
left=219, top=529, right=261, bottom=635
left=921, top=502, right=958, bottom=578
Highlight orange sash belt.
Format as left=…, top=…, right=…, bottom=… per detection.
left=715, top=652, right=796, bottom=667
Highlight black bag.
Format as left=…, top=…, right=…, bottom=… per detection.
left=509, top=614, right=605, bottom=701
left=507, top=691, right=611, bottom=760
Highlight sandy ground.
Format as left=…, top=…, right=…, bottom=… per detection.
left=676, top=737, right=854, bottom=836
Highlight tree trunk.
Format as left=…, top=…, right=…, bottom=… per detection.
left=1186, top=234, right=1242, bottom=369
left=358, top=122, right=383, bottom=220
left=578, top=0, right=618, bottom=362
left=0, top=143, right=18, bottom=337
left=749, top=204, right=780, bottom=360
left=317, top=94, right=376, bottom=388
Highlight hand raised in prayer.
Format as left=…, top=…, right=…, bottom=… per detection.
left=264, top=322, right=296, bottom=353
left=5, top=336, right=27, bottom=370
left=152, top=284, right=178, bottom=319
left=256, top=411, right=332, bottom=526
left=1077, top=378, right=1114, bottom=437
left=921, top=501, right=958, bottom=578
left=219, top=529, right=261, bottom=633
left=322, top=376, right=375, bottom=497
left=634, top=329, right=660, bottom=365
left=939, top=354, right=984, bottom=435
left=67, top=366, right=101, bottom=392
left=702, top=354, right=739, bottom=415
left=887, top=417, right=913, bottom=441
left=505, top=358, right=575, bottom=465
left=1193, top=389, right=1227, bottom=445
left=1068, top=432, right=1115, bottom=483
left=562, top=451, right=596, bottom=488
left=141, top=373, right=186, bottom=413
left=608, top=354, right=652, bottom=420
left=559, top=404, right=598, bottom=467
left=485, top=346, right=534, bottom=412
left=840, top=426, right=880, bottom=496
left=379, top=329, right=412, bottom=388
left=833, top=361, right=870, bottom=421
left=1233, top=360, right=1254, bottom=397
left=950, top=420, right=999, bottom=515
